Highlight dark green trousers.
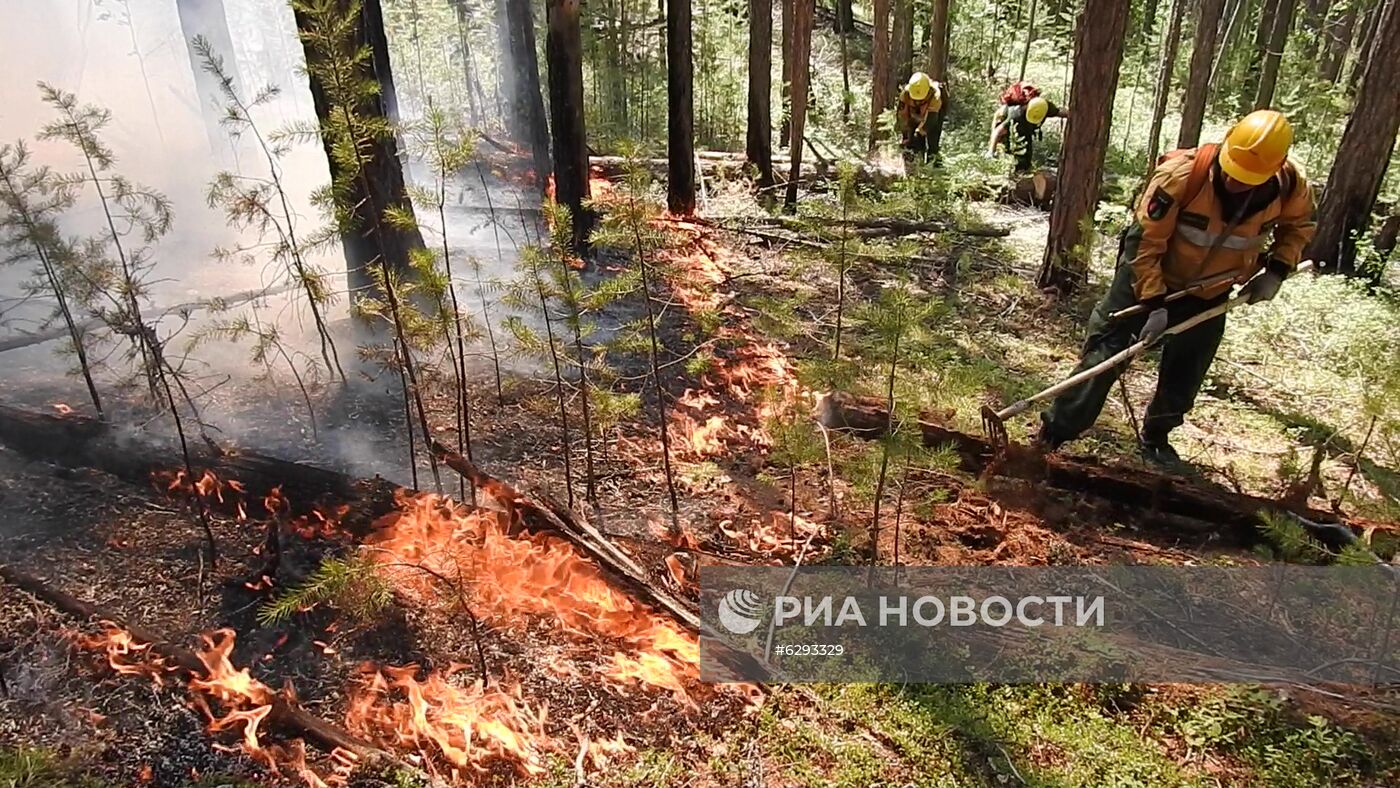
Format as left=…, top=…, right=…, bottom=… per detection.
left=1040, top=253, right=1229, bottom=444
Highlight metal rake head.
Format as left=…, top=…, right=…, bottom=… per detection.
left=980, top=404, right=1010, bottom=454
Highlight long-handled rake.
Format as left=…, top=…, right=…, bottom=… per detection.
left=981, top=261, right=1317, bottom=452
left=981, top=293, right=1242, bottom=452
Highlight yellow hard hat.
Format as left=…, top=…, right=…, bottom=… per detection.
left=1219, top=109, right=1293, bottom=186
left=1025, top=96, right=1049, bottom=125
left=907, top=72, right=932, bottom=101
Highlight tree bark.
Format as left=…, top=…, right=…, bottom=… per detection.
left=500, top=0, right=552, bottom=184
left=1019, top=0, right=1041, bottom=81
left=781, top=0, right=794, bottom=147
left=1209, top=0, right=1249, bottom=95
left=1348, top=0, right=1382, bottom=92
left=1319, top=2, right=1357, bottom=82
left=1306, top=0, right=1400, bottom=276
left=1298, top=0, right=1333, bottom=60
left=870, top=0, right=893, bottom=150
left=1037, top=0, right=1130, bottom=296
left=1147, top=0, right=1188, bottom=166
left=836, top=0, right=855, bottom=31
left=927, top=0, right=951, bottom=79
left=291, top=0, right=425, bottom=290
left=175, top=0, right=240, bottom=157
left=1243, top=0, right=1283, bottom=110
left=1177, top=0, right=1228, bottom=148
left=1253, top=0, right=1298, bottom=108
left=892, top=0, right=915, bottom=89
left=667, top=0, right=696, bottom=214
left=546, top=0, right=593, bottom=247
left=747, top=0, right=775, bottom=187
left=785, top=0, right=814, bottom=210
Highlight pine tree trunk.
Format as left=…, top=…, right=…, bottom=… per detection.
left=836, top=0, right=855, bottom=31
left=1348, top=0, right=1382, bottom=92
left=291, top=0, right=425, bottom=290
left=1210, top=0, right=1249, bottom=94
left=1306, top=0, right=1400, bottom=276
left=1298, top=0, right=1332, bottom=60
left=892, top=0, right=915, bottom=88
left=747, top=0, right=775, bottom=186
left=781, top=0, right=794, bottom=146
left=175, top=0, right=239, bottom=157
left=785, top=0, right=814, bottom=210
left=1145, top=0, right=1162, bottom=37
left=501, top=0, right=551, bottom=182
left=1037, top=0, right=1130, bottom=296
left=870, top=0, right=892, bottom=150
left=927, top=0, right=950, bottom=79
left=546, top=0, right=593, bottom=247
left=1253, top=0, right=1298, bottom=108
left=1243, top=0, right=1282, bottom=110
left=1019, top=0, right=1041, bottom=81
left=1319, top=3, right=1357, bottom=82
left=1177, top=0, right=1228, bottom=148
left=1147, top=0, right=1188, bottom=166
left=667, top=0, right=696, bottom=214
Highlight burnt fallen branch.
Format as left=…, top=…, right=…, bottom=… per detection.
left=707, top=214, right=1012, bottom=238
left=0, top=404, right=357, bottom=508
left=430, top=441, right=703, bottom=633
left=814, top=392, right=1388, bottom=546
left=0, top=563, right=420, bottom=775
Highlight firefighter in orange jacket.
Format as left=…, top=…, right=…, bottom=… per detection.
left=1037, top=110, right=1316, bottom=465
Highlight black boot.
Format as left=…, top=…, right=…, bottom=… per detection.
left=1139, top=433, right=1182, bottom=467
left=1034, top=421, right=1066, bottom=452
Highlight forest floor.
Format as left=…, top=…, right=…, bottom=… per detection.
left=2, top=172, right=1399, bottom=788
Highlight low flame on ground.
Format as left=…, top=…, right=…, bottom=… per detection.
left=721, top=511, right=826, bottom=560
left=366, top=493, right=699, bottom=700
left=346, top=664, right=548, bottom=778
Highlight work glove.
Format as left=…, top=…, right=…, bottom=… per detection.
left=1241, top=263, right=1287, bottom=304
left=1138, top=306, right=1169, bottom=345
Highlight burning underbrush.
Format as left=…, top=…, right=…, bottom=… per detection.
left=58, top=474, right=729, bottom=786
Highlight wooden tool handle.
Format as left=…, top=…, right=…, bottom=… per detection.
left=997, top=296, right=1245, bottom=420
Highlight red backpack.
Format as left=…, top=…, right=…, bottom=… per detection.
left=1000, top=81, right=1041, bottom=106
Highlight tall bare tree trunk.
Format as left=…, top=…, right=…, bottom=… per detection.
left=747, top=0, right=775, bottom=187
left=1144, top=0, right=1162, bottom=37
left=1177, top=0, right=1228, bottom=148
left=1147, top=0, right=1188, bottom=166
left=501, top=0, right=551, bottom=182
left=870, top=0, right=892, bottom=150
left=292, top=0, right=424, bottom=291
left=785, top=0, right=814, bottom=210
left=1348, top=0, right=1382, bottom=92
left=546, top=0, right=592, bottom=246
left=1319, top=2, right=1357, bottom=82
left=781, top=0, right=794, bottom=146
left=927, top=0, right=951, bottom=78
left=667, top=0, right=696, bottom=214
left=892, top=0, right=915, bottom=87
left=1243, top=0, right=1282, bottom=110
left=1306, top=0, right=1400, bottom=276
left=1253, top=0, right=1298, bottom=108
left=1019, top=0, right=1041, bottom=81
left=1037, top=0, right=1130, bottom=296
left=836, top=0, right=855, bottom=31
left=1298, top=0, right=1333, bottom=60
left=176, top=0, right=240, bottom=157
left=1210, top=0, right=1249, bottom=94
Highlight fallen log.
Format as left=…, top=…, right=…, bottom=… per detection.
left=962, top=168, right=1057, bottom=209
left=0, top=404, right=358, bottom=509
left=430, top=441, right=703, bottom=633
left=814, top=392, right=1385, bottom=546
left=0, top=563, right=420, bottom=776
left=708, top=214, right=1011, bottom=238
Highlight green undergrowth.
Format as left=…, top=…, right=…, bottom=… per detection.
left=0, top=747, right=110, bottom=788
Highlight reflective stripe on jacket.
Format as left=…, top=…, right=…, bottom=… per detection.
left=1130, top=149, right=1316, bottom=301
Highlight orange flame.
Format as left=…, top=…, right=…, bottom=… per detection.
left=366, top=494, right=698, bottom=699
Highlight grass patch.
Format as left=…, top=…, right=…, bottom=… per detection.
left=0, top=747, right=109, bottom=788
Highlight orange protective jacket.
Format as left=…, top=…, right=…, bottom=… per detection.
left=897, top=84, right=943, bottom=137
left=1130, top=149, right=1316, bottom=301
